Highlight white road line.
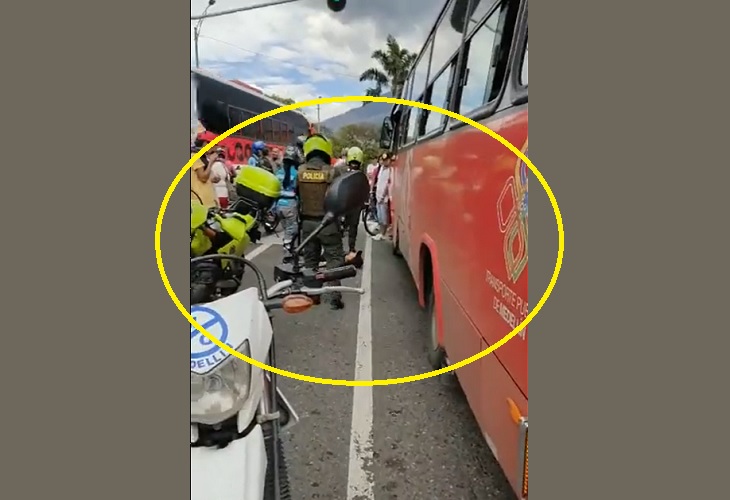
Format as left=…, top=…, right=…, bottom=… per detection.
left=245, top=242, right=272, bottom=260
left=346, top=236, right=375, bottom=500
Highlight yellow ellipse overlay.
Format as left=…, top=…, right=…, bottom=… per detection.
left=158, top=95, right=564, bottom=387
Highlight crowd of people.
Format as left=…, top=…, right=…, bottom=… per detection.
left=190, top=134, right=394, bottom=309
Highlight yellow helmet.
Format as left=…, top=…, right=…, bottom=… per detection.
left=303, top=134, right=334, bottom=160
left=346, top=146, right=364, bottom=165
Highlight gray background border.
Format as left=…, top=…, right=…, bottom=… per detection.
left=0, top=0, right=725, bottom=498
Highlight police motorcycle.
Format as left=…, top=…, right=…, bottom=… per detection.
left=191, top=165, right=285, bottom=303
left=191, top=170, right=371, bottom=500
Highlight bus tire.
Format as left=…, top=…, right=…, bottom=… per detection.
left=426, top=288, right=446, bottom=369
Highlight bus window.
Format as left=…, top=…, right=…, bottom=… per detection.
left=261, top=118, right=273, bottom=142
left=430, top=0, right=465, bottom=78
left=228, top=106, right=244, bottom=136
left=465, top=0, right=498, bottom=35
left=240, top=110, right=256, bottom=138
left=458, top=5, right=503, bottom=115
left=271, top=120, right=280, bottom=143
left=411, top=38, right=433, bottom=107
left=423, top=61, right=456, bottom=136
left=520, top=38, right=528, bottom=85
left=406, top=97, right=422, bottom=143
left=403, top=72, right=414, bottom=102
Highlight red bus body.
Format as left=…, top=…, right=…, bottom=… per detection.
left=382, top=0, right=528, bottom=497
left=191, top=68, right=313, bottom=166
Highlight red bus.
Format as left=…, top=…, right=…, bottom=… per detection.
left=379, top=0, right=528, bottom=497
left=191, top=68, right=313, bottom=165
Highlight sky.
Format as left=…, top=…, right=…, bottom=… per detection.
left=190, top=0, right=447, bottom=121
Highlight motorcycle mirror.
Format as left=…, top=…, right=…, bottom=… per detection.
left=291, top=171, right=370, bottom=258
left=323, top=171, right=370, bottom=218
left=282, top=294, right=314, bottom=314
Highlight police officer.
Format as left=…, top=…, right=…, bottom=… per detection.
left=342, top=146, right=367, bottom=257
left=296, top=133, right=347, bottom=310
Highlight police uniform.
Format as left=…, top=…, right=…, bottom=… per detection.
left=343, top=168, right=367, bottom=253
left=297, top=156, right=346, bottom=307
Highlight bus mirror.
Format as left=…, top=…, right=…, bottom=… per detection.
left=451, top=0, right=478, bottom=33
left=326, top=0, right=346, bottom=12
left=380, top=117, right=393, bottom=149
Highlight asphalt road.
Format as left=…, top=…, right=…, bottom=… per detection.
left=240, top=226, right=515, bottom=500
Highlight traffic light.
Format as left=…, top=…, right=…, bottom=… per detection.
left=326, top=0, right=346, bottom=13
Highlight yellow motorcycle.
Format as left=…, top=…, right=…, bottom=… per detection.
left=191, top=165, right=281, bottom=304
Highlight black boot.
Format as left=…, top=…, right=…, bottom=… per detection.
left=330, top=297, right=345, bottom=310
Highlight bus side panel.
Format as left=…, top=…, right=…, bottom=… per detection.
left=443, top=107, right=529, bottom=396
left=393, top=147, right=424, bottom=304
left=402, top=108, right=528, bottom=497
left=479, top=336, right=528, bottom=497
left=441, top=283, right=485, bottom=411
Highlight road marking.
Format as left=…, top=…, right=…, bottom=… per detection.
left=246, top=242, right=272, bottom=260
left=346, top=236, right=374, bottom=499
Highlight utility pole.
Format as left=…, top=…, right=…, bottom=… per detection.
left=194, top=0, right=216, bottom=68
left=317, top=96, right=322, bottom=132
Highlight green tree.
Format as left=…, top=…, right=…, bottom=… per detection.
left=266, top=93, right=296, bottom=105
left=331, top=123, right=382, bottom=165
left=359, top=35, right=418, bottom=98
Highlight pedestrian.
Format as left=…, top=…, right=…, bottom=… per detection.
left=333, top=148, right=348, bottom=169
left=373, top=152, right=393, bottom=240
left=248, top=140, right=266, bottom=168
left=296, top=133, right=346, bottom=310
left=191, top=146, right=221, bottom=209
left=295, top=135, right=307, bottom=164
left=271, top=148, right=283, bottom=171
left=260, top=147, right=275, bottom=173
left=210, top=147, right=231, bottom=209
left=275, top=145, right=301, bottom=258
left=366, top=161, right=378, bottom=186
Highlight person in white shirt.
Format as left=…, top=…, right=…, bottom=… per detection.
left=333, top=148, right=348, bottom=169
left=366, top=162, right=378, bottom=188
left=373, top=153, right=393, bottom=240
left=210, top=147, right=231, bottom=208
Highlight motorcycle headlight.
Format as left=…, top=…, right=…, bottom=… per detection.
left=190, top=340, right=252, bottom=426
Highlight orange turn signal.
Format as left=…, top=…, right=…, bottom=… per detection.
left=282, top=294, right=314, bottom=314
left=507, top=398, right=523, bottom=424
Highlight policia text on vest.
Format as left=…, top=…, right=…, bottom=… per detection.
left=297, top=157, right=346, bottom=308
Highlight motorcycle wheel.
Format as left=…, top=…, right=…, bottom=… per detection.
left=264, top=212, right=280, bottom=234
left=262, top=421, right=291, bottom=500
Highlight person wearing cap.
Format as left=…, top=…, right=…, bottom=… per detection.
left=276, top=145, right=302, bottom=259
left=342, top=146, right=367, bottom=257
left=190, top=145, right=222, bottom=209
left=296, top=133, right=347, bottom=310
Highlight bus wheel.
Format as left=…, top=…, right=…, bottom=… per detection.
left=426, top=288, right=445, bottom=369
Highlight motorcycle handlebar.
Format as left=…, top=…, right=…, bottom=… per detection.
left=315, top=265, right=357, bottom=282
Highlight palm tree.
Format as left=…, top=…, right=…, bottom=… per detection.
left=359, top=35, right=417, bottom=98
